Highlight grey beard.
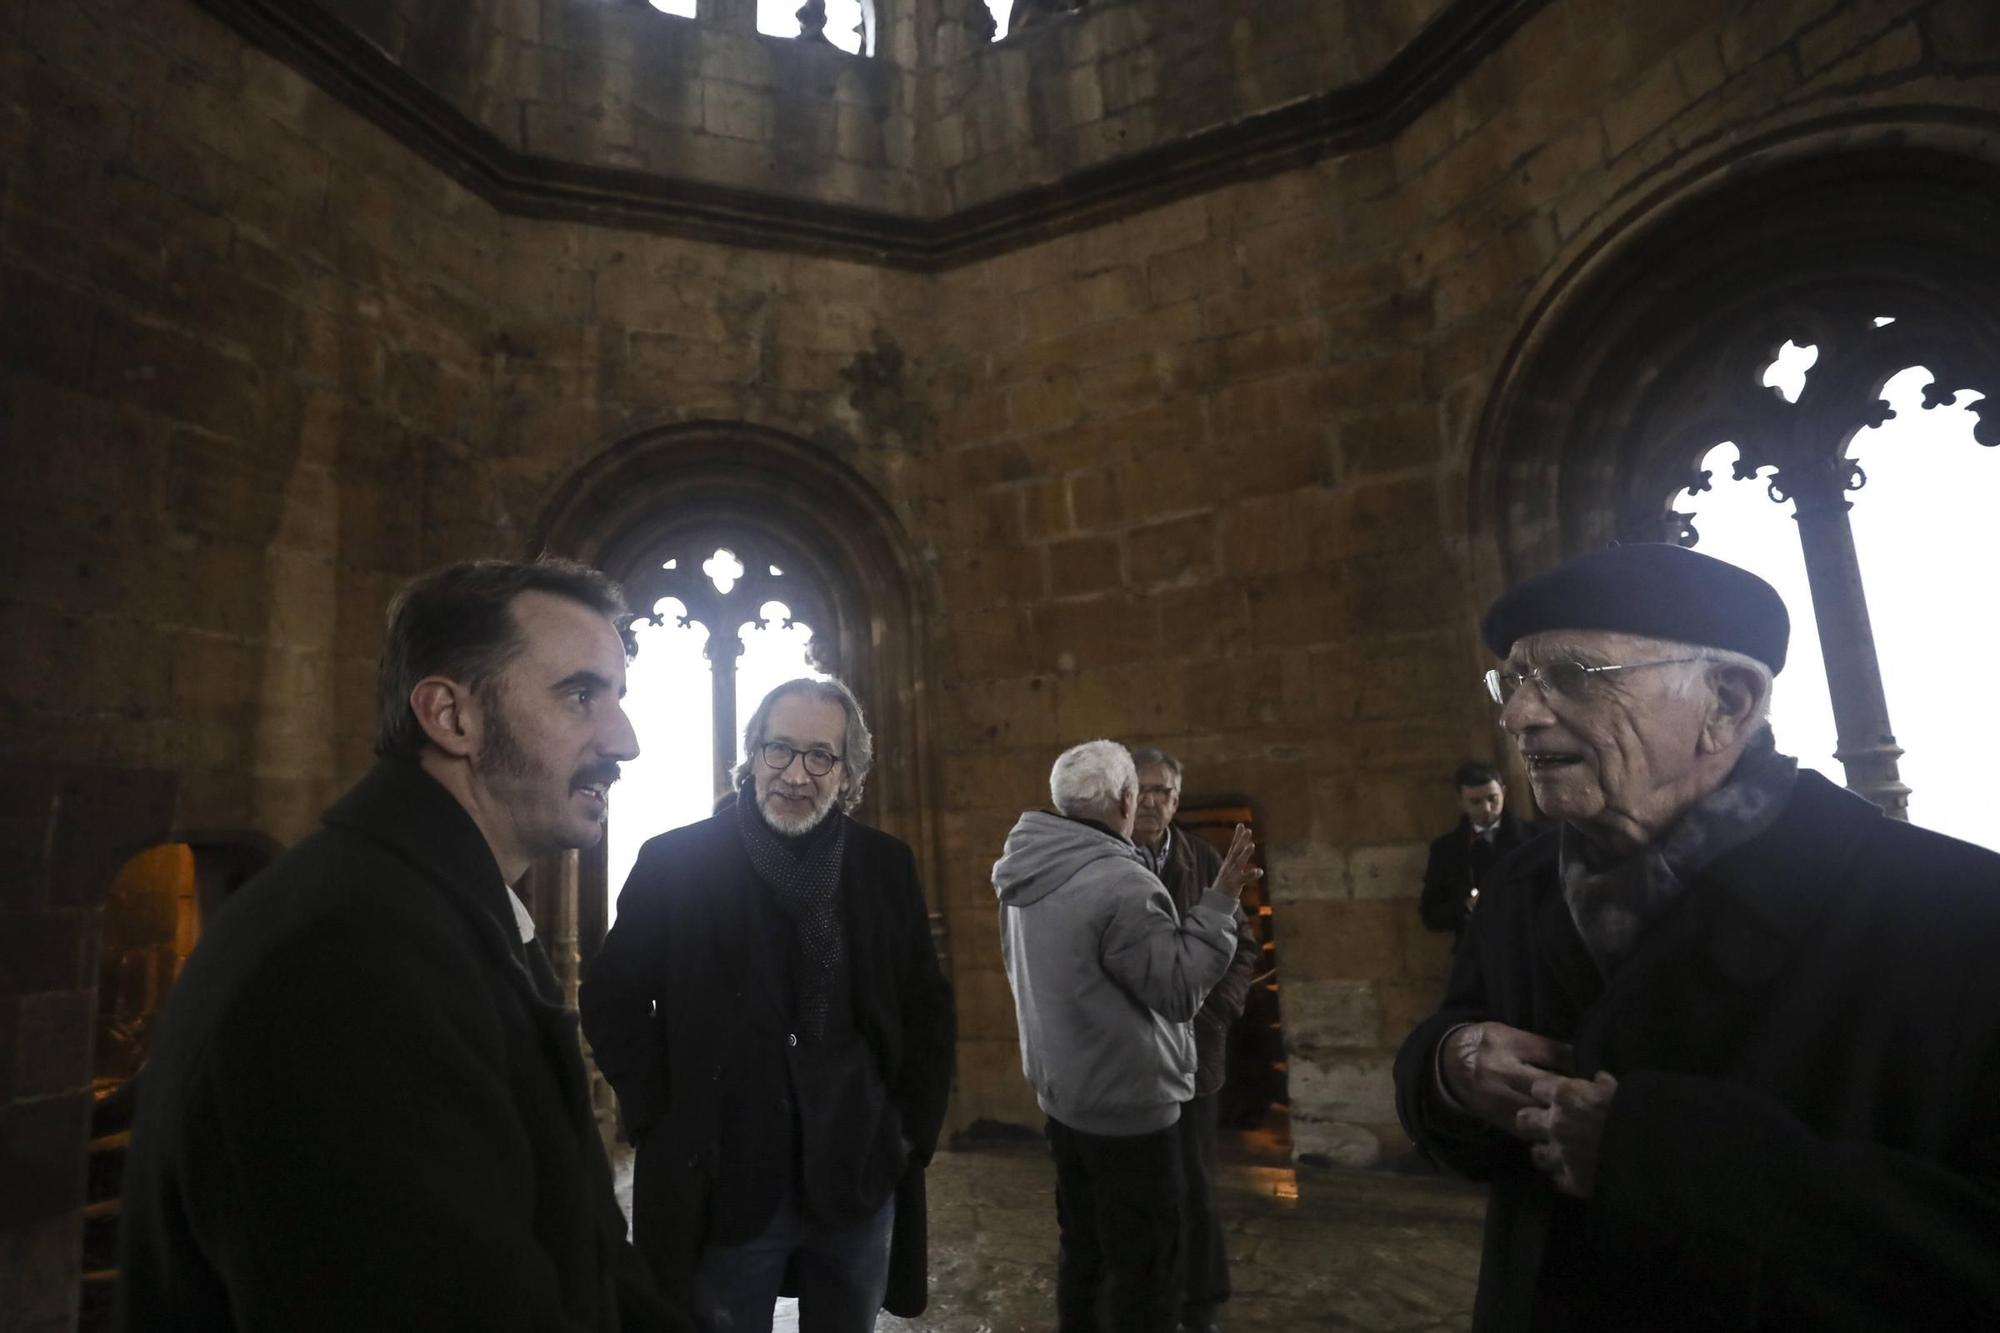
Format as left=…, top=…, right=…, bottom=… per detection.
left=761, top=788, right=837, bottom=837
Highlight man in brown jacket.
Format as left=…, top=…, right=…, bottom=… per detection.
left=1130, top=748, right=1261, bottom=1333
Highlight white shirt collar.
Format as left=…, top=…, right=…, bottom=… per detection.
left=504, top=885, right=536, bottom=944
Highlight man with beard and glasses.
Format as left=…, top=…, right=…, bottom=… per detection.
left=581, top=678, right=956, bottom=1333
left=1394, top=543, right=2000, bottom=1332
left=120, top=559, right=675, bottom=1332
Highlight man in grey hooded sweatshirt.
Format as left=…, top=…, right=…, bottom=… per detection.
left=994, top=739, right=1262, bottom=1333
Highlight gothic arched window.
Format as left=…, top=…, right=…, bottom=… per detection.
left=532, top=422, right=935, bottom=976
left=1660, top=321, right=1996, bottom=844
left=606, top=527, right=837, bottom=911
left=1477, top=138, right=2000, bottom=844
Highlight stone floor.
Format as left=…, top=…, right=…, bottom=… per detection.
left=616, top=1137, right=1487, bottom=1332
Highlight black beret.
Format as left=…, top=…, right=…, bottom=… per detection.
left=1481, top=543, right=1789, bottom=674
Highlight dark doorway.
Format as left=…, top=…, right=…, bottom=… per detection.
left=84, top=838, right=272, bottom=1330
left=1177, top=803, right=1288, bottom=1160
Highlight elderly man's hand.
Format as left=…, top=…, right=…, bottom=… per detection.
left=1211, top=824, right=1262, bottom=901
left=1440, top=1023, right=1574, bottom=1133
left=1514, top=1072, right=1618, bottom=1198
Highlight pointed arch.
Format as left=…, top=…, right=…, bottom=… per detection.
left=1471, top=112, right=2000, bottom=813
left=534, top=421, right=937, bottom=966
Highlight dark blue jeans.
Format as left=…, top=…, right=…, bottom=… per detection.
left=691, top=1185, right=895, bottom=1333
left=1047, top=1116, right=1185, bottom=1333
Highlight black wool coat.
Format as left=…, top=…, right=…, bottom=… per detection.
left=578, top=810, right=956, bottom=1318
left=1419, top=812, right=1540, bottom=941
left=1396, top=770, right=2000, bottom=1332
left=118, top=758, right=672, bottom=1333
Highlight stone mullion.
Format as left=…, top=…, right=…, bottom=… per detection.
left=1779, top=462, right=1910, bottom=818
left=707, top=626, right=745, bottom=799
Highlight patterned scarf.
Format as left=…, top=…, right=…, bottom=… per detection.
left=735, top=778, right=850, bottom=1041
left=1561, top=730, right=1798, bottom=978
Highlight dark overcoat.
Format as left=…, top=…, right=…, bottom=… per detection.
left=578, top=810, right=956, bottom=1318
left=118, top=759, right=670, bottom=1332
left=1419, top=811, right=1540, bottom=941
left=1396, top=770, right=2000, bottom=1331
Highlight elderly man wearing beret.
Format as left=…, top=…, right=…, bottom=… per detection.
left=1395, top=543, right=2000, bottom=1332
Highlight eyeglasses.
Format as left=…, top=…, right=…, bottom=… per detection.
left=1484, top=658, right=1700, bottom=705
left=1137, top=784, right=1178, bottom=802
left=758, top=742, right=843, bottom=777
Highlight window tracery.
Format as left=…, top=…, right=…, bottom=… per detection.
left=1475, top=140, right=2000, bottom=830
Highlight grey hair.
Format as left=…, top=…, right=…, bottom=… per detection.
left=1128, top=747, right=1183, bottom=789
left=1651, top=636, right=1776, bottom=730
left=731, top=676, right=874, bottom=812
left=1050, top=740, right=1138, bottom=821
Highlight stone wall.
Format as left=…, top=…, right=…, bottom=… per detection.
left=938, top=0, right=1452, bottom=210
left=306, top=0, right=928, bottom=211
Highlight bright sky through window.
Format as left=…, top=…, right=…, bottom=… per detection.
left=648, top=0, right=697, bottom=17
left=1679, top=345, right=1997, bottom=851
left=604, top=577, right=829, bottom=922
left=757, top=0, right=866, bottom=53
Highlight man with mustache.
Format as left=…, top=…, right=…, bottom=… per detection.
left=1394, top=543, right=2000, bottom=1331
left=582, top=678, right=955, bottom=1333
left=120, top=559, right=672, bottom=1331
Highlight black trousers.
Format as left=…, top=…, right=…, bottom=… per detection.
left=1176, top=1091, right=1230, bottom=1323
left=1047, top=1116, right=1185, bottom=1333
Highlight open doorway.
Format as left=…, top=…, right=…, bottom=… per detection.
left=1176, top=803, right=1288, bottom=1162
left=82, top=837, right=272, bottom=1330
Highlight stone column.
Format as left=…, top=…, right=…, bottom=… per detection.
left=1777, top=459, right=1910, bottom=817
left=707, top=631, right=743, bottom=800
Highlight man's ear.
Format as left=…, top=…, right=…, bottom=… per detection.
left=410, top=676, right=480, bottom=759
left=1700, top=663, right=1767, bottom=753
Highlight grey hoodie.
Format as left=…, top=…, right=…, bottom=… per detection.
left=993, top=811, right=1239, bottom=1135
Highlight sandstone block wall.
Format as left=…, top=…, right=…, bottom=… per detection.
left=937, top=0, right=1453, bottom=210
left=311, top=0, right=927, bottom=210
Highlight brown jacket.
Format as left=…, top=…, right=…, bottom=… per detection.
left=1151, top=825, right=1261, bottom=1097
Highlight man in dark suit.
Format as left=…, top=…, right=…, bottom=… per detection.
left=120, top=559, right=672, bottom=1331
left=1395, top=543, right=2000, bottom=1331
left=581, top=678, right=955, bottom=1333
left=1418, top=760, right=1537, bottom=949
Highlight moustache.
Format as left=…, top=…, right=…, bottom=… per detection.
left=573, top=763, right=622, bottom=789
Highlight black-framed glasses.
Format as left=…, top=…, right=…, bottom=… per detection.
left=1484, top=658, right=1700, bottom=705
left=759, top=741, right=842, bottom=777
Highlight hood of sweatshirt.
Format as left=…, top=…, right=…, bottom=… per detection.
left=992, top=810, right=1143, bottom=907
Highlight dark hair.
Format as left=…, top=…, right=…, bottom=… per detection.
left=1129, top=747, right=1183, bottom=787
left=374, top=558, right=629, bottom=760
left=1453, top=759, right=1502, bottom=791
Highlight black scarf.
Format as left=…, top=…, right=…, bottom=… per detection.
left=1560, top=730, right=1798, bottom=978
left=735, top=779, right=850, bottom=1041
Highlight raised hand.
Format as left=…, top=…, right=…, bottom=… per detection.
left=1211, top=823, right=1263, bottom=901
